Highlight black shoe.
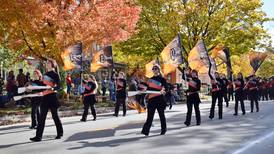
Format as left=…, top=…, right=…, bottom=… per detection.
left=122, top=114, right=126, bottom=117
left=80, top=119, right=86, bottom=122
left=251, top=111, right=253, bottom=113
left=209, top=116, right=213, bottom=119
left=30, top=137, right=41, bottom=142
left=219, top=117, right=222, bottom=119
left=196, top=123, right=201, bottom=126
left=93, top=118, right=96, bottom=121
left=160, top=130, right=166, bottom=135
left=184, top=122, right=190, bottom=127
left=29, top=126, right=36, bottom=129
left=256, top=110, right=259, bottom=112
left=113, top=114, right=118, bottom=117
left=233, top=113, right=238, bottom=116
left=141, top=131, right=149, bottom=136
left=242, top=112, right=246, bottom=115
left=55, top=134, right=63, bottom=139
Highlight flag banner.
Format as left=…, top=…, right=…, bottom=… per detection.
left=211, top=46, right=227, bottom=62
left=188, top=40, right=217, bottom=83
left=61, top=42, right=82, bottom=71
left=249, top=52, right=267, bottom=74
left=161, top=34, right=183, bottom=75
left=145, top=59, right=161, bottom=78
left=90, top=46, right=113, bottom=72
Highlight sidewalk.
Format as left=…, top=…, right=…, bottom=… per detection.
left=0, top=106, right=116, bottom=126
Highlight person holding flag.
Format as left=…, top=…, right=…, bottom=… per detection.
left=233, top=73, right=246, bottom=116
left=141, top=64, right=167, bottom=136
left=29, top=69, right=43, bottom=129
left=209, top=72, right=224, bottom=120
left=245, top=75, right=259, bottom=112
left=184, top=69, right=201, bottom=126
left=80, top=75, right=98, bottom=122
left=30, top=59, right=63, bottom=142
left=113, top=72, right=127, bottom=117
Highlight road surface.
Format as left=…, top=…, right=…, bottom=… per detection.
left=1, top=100, right=274, bottom=154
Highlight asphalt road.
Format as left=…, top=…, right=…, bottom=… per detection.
left=1, top=100, right=274, bottom=154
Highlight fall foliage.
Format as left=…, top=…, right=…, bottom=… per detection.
left=0, top=0, right=141, bottom=63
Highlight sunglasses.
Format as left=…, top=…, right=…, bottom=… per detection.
left=152, top=67, right=159, bottom=70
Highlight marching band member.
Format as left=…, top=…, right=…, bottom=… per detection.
left=29, top=70, right=43, bottom=129
left=209, top=72, right=224, bottom=119
left=221, top=74, right=229, bottom=107
left=30, top=59, right=63, bottom=142
left=113, top=71, right=127, bottom=117
left=80, top=75, right=98, bottom=122
left=245, top=75, right=259, bottom=112
left=184, top=70, right=201, bottom=126
left=227, top=79, right=234, bottom=102
left=141, top=64, right=167, bottom=136
left=233, top=73, right=245, bottom=115
left=270, top=77, right=274, bottom=100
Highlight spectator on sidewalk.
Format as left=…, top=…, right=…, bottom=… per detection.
left=6, top=71, right=17, bottom=104
left=0, top=73, right=5, bottom=107
left=16, top=69, right=27, bottom=107
left=101, top=78, right=107, bottom=96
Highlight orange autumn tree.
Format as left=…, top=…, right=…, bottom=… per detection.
left=0, top=0, right=141, bottom=63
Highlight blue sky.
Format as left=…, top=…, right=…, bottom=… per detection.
left=262, top=0, right=274, bottom=46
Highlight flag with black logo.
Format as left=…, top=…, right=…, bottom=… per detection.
left=90, top=46, right=113, bottom=72
left=61, top=42, right=82, bottom=71
left=161, top=34, right=183, bottom=75
left=188, top=40, right=217, bottom=83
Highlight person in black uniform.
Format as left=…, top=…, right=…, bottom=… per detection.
left=113, top=72, right=127, bottom=117
left=80, top=75, right=98, bottom=122
left=221, top=74, right=229, bottom=107
left=30, top=59, right=63, bottom=142
left=209, top=72, right=224, bottom=119
left=184, top=70, right=201, bottom=126
left=233, top=73, right=245, bottom=115
left=166, top=77, right=174, bottom=110
left=245, top=75, right=259, bottom=112
left=227, top=79, right=234, bottom=102
left=270, top=77, right=274, bottom=100
left=29, top=70, right=43, bottom=129
left=141, top=64, right=167, bottom=136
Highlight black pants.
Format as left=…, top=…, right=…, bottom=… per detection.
left=228, top=91, right=234, bottom=101
left=142, top=99, right=166, bottom=135
left=223, top=91, right=229, bottom=107
left=234, top=93, right=245, bottom=115
left=102, top=88, right=106, bottom=96
left=136, top=94, right=146, bottom=107
left=114, top=97, right=126, bottom=116
left=249, top=91, right=259, bottom=112
left=262, top=89, right=268, bottom=101
left=250, top=99, right=259, bottom=112
left=81, top=95, right=96, bottom=120
left=185, top=93, right=201, bottom=125
left=209, top=91, right=223, bottom=119
left=31, top=98, right=41, bottom=127
left=270, top=88, right=274, bottom=100
left=36, top=105, right=63, bottom=138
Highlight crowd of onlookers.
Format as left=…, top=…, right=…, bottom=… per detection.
left=0, top=69, right=32, bottom=108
